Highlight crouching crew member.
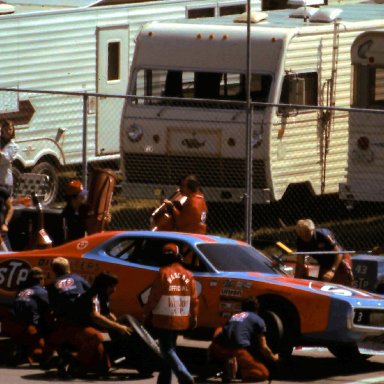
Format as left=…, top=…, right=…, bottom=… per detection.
left=48, top=256, right=90, bottom=318
left=295, top=219, right=354, bottom=286
left=5, top=267, right=50, bottom=364
left=68, top=271, right=132, bottom=377
left=209, top=297, right=279, bottom=383
left=144, top=243, right=199, bottom=384
left=43, top=257, right=90, bottom=368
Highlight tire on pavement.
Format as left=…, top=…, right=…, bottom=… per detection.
left=123, top=314, right=163, bottom=375
left=328, top=342, right=371, bottom=362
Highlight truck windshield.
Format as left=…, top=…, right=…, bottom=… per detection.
left=197, top=243, right=282, bottom=274
left=132, top=69, right=271, bottom=105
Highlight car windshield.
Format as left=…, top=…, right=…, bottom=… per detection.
left=197, top=243, right=283, bottom=274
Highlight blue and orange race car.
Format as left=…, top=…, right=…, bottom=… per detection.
left=1, top=230, right=384, bottom=360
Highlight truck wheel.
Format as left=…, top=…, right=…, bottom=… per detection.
left=328, top=342, right=370, bottom=362
left=12, top=165, right=23, bottom=190
left=32, top=161, right=58, bottom=205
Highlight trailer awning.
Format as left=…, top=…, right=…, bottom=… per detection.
left=6, top=0, right=151, bottom=9
left=0, top=1, right=15, bottom=14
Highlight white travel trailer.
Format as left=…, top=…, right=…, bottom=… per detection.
left=0, top=0, right=260, bottom=204
left=339, top=31, right=384, bottom=203
left=120, top=3, right=384, bottom=204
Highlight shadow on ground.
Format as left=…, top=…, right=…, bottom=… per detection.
left=178, top=346, right=384, bottom=383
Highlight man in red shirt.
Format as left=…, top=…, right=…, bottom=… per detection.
left=144, top=243, right=198, bottom=384
left=163, top=175, right=208, bottom=234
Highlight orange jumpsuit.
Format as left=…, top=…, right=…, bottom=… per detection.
left=172, top=192, right=207, bottom=234
left=144, top=261, right=198, bottom=384
left=144, top=262, right=198, bottom=330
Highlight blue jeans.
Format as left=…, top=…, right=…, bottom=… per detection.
left=157, top=329, right=194, bottom=384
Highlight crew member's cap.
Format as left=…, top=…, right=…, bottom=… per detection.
left=162, top=243, right=179, bottom=256
left=65, top=179, right=88, bottom=197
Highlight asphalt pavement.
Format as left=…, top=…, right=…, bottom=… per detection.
left=2, top=338, right=384, bottom=384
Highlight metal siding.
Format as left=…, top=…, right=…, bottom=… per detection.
left=0, top=0, right=260, bottom=167
left=270, top=9, right=384, bottom=200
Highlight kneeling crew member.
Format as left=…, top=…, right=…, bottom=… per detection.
left=209, top=297, right=279, bottom=382
left=69, top=271, right=132, bottom=376
left=10, top=267, right=50, bottom=364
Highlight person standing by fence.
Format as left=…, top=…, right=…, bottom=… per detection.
left=0, top=119, right=18, bottom=250
left=61, top=180, right=88, bottom=242
left=0, top=119, right=18, bottom=194
left=163, top=175, right=208, bottom=234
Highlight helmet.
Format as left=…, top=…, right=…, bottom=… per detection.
left=65, top=179, right=84, bottom=197
left=161, top=243, right=180, bottom=265
left=162, top=243, right=179, bottom=256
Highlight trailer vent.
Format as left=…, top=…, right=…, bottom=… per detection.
left=234, top=11, right=268, bottom=24
left=288, top=0, right=324, bottom=6
left=289, top=7, right=317, bottom=19
left=309, top=8, right=342, bottom=23
left=0, top=2, right=15, bottom=14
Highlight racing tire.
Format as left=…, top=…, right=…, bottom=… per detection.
left=261, top=310, right=294, bottom=360
left=328, top=342, right=371, bottom=362
left=32, top=161, right=58, bottom=206
left=123, top=315, right=163, bottom=376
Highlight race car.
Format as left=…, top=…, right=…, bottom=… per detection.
left=1, top=230, right=384, bottom=360
left=352, top=253, right=384, bottom=294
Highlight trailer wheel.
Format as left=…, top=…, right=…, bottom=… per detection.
left=12, top=165, right=23, bottom=191
left=32, top=161, right=58, bottom=206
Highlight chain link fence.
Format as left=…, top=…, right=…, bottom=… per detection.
left=1, top=88, right=384, bottom=253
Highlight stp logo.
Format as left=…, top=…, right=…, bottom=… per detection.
left=0, top=259, right=31, bottom=291
left=56, top=277, right=74, bottom=290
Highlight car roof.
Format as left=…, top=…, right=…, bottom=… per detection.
left=106, top=230, right=248, bottom=248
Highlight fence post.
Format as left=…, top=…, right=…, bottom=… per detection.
left=82, top=93, right=88, bottom=189
left=244, top=0, right=253, bottom=244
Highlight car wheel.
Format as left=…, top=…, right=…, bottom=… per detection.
left=124, top=314, right=163, bottom=375
left=32, top=161, right=58, bottom=206
left=261, top=310, right=294, bottom=360
left=328, top=342, right=370, bottom=362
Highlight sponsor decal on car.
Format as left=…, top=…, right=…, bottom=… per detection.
left=220, top=288, right=243, bottom=297
left=0, top=259, right=31, bottom=291
left=77, top=240, right=89, bottom=250
left=309, top=281, right=372, bottom=297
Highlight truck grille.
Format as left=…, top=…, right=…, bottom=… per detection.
left=123, top=154, right=267, bottom=189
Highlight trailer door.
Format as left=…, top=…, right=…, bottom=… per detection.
left=96, top=25, right=129, bottom=156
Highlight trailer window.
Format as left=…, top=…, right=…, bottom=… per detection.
left=187, top=7, right=215, bottom=18
left=133, top=69, right=271, bottom=106
left=279, top=72, right=318, bottom=111
left=108, top=41, right=120, bottom=81
left=219, top=4, right=246, bottom=16
left=353, top=65, right=384, bottom=108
